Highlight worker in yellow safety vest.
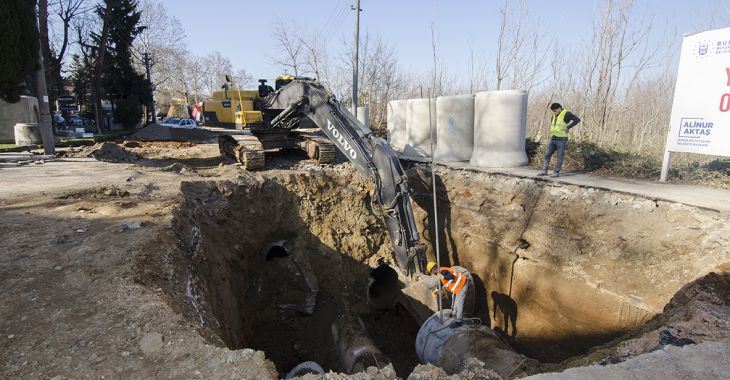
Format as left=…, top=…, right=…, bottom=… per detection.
left=427, top=262, right=469, bottom=325
left=539, top=103, right=581, bottom=178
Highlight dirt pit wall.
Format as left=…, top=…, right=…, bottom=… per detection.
left=141, top=164, right=729, bottom=373
left=405, top=165, right=730, bottom=361
left=141, top=169, right=425, bottom=376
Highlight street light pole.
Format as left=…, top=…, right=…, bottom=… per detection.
left=35, top=6, right=55, bottom=155
left=351, top=0, right=361, bottom=116
left=143, top=52, right=155, bottom=124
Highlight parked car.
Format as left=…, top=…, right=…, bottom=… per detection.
left=69, top=115, right=87, bottom=129
left=161, top=118, right=197, bottom=129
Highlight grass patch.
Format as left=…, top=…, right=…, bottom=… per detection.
left=0, top=130, right=136, bottom=152
left=528, top=138, right=730, bottom=189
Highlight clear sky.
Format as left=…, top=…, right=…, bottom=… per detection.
left=158, top=0, right=726, bottom=84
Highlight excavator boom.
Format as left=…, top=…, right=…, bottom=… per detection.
left=266, top=79, right=426, bottom=274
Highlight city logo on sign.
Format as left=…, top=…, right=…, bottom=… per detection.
left=693, top=40, right=712, bottom=59
left=678, top=117, right=714, bottom=138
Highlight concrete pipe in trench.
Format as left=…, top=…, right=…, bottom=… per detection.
left=416, top=311, right=528, bottom=377
left=401, top=270, right=529, bottom=377
left=264, top=241, right=319, bottom=315
left=332, top=313, right=392, bottom=374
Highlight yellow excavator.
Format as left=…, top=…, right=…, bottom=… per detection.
left=212, top=75, right=427, bottom=275
left=204, top=75, right=335, bottom=170
left=166, top=97, right=190, bottom=118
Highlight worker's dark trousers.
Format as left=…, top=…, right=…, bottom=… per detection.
left=543, top=137, right=568, bottom=173
left=451, top=280, right=468, bottom=322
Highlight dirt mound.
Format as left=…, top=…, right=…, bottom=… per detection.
left=132, top=124, right=216, bottom=142
left=407, top=360, right=503, bottom=380
left=83, top=142, right=141, bottom=163
left=556, top=271, right=730, bottom=369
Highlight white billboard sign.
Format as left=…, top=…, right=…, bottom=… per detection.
left=665, top=27, right=730, bottom=157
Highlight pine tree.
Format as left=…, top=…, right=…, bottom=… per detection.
left=69, top=54, right=92, bottom=113
left=90, top=0, right=152, bottom=128
left=0, top=0, right=40, bottom=103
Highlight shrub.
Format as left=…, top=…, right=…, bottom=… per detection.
left=525, top=137, right=541, bottom=164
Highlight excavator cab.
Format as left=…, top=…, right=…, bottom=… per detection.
left=275, top=75, right=317, bottom=90
left=258, top=79, right=274, bottom=97
left=275, top=75, right=296, bottom=90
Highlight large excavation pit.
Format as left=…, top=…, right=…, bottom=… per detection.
left=138, top=166, right=729, bottom=377
left=144, top=172, right=423, bottom=376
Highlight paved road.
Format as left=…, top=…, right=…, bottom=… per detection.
left=524, top=342, right=729, bottom=380
left=400, top=155, right=730, bottom=213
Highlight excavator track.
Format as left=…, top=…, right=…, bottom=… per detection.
left=305, top=137, right=336, bottom=164
left=218, top=135, right=266, bottom=170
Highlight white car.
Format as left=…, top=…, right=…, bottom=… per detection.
left=161, top=118, right=197, bottom=129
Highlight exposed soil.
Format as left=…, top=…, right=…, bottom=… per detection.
left=404, top=164, right=729, bottom=364
left=553, top=270, right=730, bottom=370
left=0, top=141, right=728, bottom=379
left=133, top=169, right=424, bottom=377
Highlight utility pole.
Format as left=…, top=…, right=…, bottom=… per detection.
left=143, top=52, right=155, bottom=124
left=35, top=5, right=55, bottom=155
left=351, top=0, right=361, bottom=115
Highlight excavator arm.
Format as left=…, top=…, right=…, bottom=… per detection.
left=266, top=79, right=427, bottom=275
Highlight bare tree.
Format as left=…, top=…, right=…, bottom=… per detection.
left=494, top=0, right=521, bottom=90
left=134, top=0, right=186, bottom=89
left=271, top=18, right=304, bottom=76
left=579, top=0, right=660, bottom=145
left=232, top=68, right=253, bottom=88
left=135, top=0, right=185, bottom=54
left=182, top=57, right=207, bottom=101
left=201, top=51, right=233, bottom=95
left=300, top=31, right=331, bottom=83
left=40, top=0, right=89, bottom=111
left=524, top=0, right=676, bottom=153
left=703, top=0, right=730, bottom=30
left=466, top=37, right=490, bottom=94
left=494, top=0, right=551, bottom=91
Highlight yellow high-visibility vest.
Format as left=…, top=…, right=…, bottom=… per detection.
left=550, top=109, right=570, bottom=138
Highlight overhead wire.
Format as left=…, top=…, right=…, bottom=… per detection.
left=322, top=3, right=348, bottom=45
left=318, top=0, right=343, bottom=39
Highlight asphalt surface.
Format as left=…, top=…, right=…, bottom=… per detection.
left=401, top=154, right=730, bottom=213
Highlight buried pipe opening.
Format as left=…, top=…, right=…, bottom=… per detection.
left=265, top=245, right=289, bottom=261
left=368, top=263, right=402, bottom=310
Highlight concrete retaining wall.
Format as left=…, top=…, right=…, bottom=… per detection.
left=0, top=96, right=39, bottom=141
